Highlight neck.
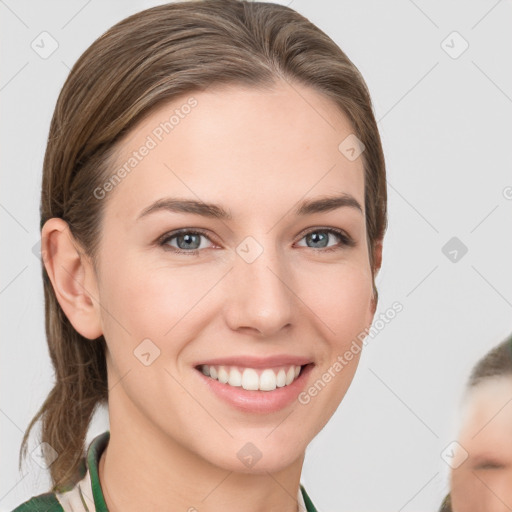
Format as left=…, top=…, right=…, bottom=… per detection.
left=98, top=398, right=305, bottom=512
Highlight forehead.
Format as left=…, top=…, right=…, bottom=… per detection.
left=104, top=80, right=366, bottom=223
left=459, top=377, right=512, bottom=448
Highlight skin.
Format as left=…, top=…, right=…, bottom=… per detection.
left=451, top=376, right=512, bottom=512
left=42, top=80, right=382, bottom=512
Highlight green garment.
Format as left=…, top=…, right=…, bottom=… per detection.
left=12, top=431, right=318, bottom=512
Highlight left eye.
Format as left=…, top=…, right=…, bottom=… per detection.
left=474, top=461, right=506, bottom=470
left=159, top=227, right=354, bottom=255
left=296, top=228, right=353, bottom=251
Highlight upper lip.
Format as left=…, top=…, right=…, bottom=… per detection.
left=194, top=355, right=313, bottom=368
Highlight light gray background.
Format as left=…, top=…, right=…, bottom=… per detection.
left=1, top=1, right=511, bottom=511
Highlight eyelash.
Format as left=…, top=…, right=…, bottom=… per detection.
left=157, top=227, right=355, bottom=256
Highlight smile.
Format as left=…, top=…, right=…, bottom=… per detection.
left=198, top=364, right=302, bottom=391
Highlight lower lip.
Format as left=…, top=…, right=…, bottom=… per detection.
left=196, top=364, right=314, bottom=413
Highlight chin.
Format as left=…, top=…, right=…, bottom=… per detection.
left=199, top=435, right=307, bottom=475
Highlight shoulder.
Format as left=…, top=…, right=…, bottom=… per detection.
left=300, top=484, right=318, bottom=512
left=11, top=430, right=110, bottom=512
left=10, top=492, right=64, bottom=512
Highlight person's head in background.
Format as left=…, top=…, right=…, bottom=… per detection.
left=18, top=0, right=387, bottom=509
left=440, top=332, right=512, bottom=512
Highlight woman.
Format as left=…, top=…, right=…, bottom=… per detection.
left=438, top=333, right=512, bottom=512
left=13, top=0, right=387, bottom=510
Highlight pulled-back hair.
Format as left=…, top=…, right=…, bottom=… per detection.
left=19, top=0, right=387, bottom=491
left=468, top=332, right=512, bottom=387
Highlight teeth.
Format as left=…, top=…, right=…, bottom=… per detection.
left=285, top=366, right=295, bottom=385
left=228, top=367, right=242, bottom=387
left=242, top=368, right=259, bottom=390
left=276, top=369, right=286, bottom=387
left=259, top=369, right=277, bottom=391
left=218, top=366, right=229, bottom=384
left=200, top=364, right=304, bottom=391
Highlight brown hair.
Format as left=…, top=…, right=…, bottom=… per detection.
left=468, top=332, right=512, bottom=387
left=19, top=0, right=387, bottom=491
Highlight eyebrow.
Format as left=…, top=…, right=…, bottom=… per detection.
left=136, top=193, right=363, bottom=221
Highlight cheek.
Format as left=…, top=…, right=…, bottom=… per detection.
left=451, top=467, right=488, bottom=512
left=299, top=261, right=374, bottom=342
left=451, top=468, right=512, bottom=511
left=97, top=255, right=231, bottom=374
left=94, top=248, right=176, bottom=363
left=99, top=249, right=200, bottom=330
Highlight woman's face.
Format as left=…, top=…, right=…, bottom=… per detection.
left=89, top=80, right=379, bottom=472
left=451, top=376, right=512, bottom=511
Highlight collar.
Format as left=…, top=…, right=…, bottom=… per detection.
left=55, top=431, right=317, bottom=512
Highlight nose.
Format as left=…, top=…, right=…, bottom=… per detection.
left=223, top=237, right=295, bottom=337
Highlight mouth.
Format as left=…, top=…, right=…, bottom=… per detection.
left=195, top=363, right=307, bottom=392
left=193, top=355, right=315, bottom=413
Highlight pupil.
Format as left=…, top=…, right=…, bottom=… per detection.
left=180, top=233, right=199, bottom=249
left=309, top=232, right=327, bottom=248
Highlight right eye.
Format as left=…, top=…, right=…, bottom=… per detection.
left=159, top=229, right=215, bottom=255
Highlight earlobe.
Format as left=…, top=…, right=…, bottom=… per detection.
left=41, top=218, right=103, bottom=340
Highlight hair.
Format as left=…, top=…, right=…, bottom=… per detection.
left=19, top=0, right=388, bottom=492
left=437, top=331, right=512, bottom=512
left=467, top=332, right=512, bottom=387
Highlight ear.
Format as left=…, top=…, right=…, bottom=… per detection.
left=41, top=218, right=103, bottom=340
left=373, top=238, right=383, bottom=276
left=369, top=239, right=383, bottom=316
